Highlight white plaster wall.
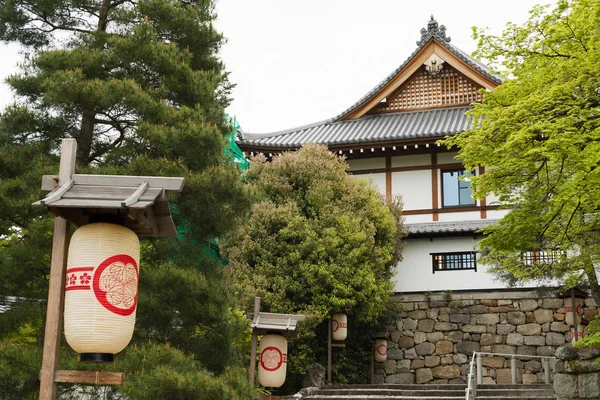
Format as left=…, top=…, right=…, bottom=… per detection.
left=486, top=209, right=510, bottom=220
left=437, top=152, right=460, bottom=165
left=391, top=154, right=431, bottom=168
left=392, top=170, right=432, bottom=211
left=356, top=173, right=386, bottom=195
left=404, top=214, right=434, bottom=224
left=393, top=237, right=506, bottom=292
left=347, top=158, right=385, bottom=171
left=438, top=211, right=481, bottom=222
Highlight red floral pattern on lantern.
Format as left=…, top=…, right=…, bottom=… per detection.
left=332, top=319, right=339, bottom=332
left=377, top=343, right=388, bottom=356
left=79, top=272, right=91, bottom=285
left=260, top=346, right=284, bottom=372
left=93, top=254, right=138, bottom=316
left=69, top=274, right=77, bottom=285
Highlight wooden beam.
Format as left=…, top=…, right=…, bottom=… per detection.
left=385, top=156, right=392, bottom=201
left=54, top=370, right=124, bottom=385
left=122, top=181, right=149, bottom=207
left=40, top=174, right=184, bottom=192
left=431, top=154, right=439, bottom=222
left=40, top=179, right=74, bottom=206
left=40, top=138, right=76, bottom=400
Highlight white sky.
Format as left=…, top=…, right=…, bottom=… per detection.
left=0, top=0, right=556, bottom=133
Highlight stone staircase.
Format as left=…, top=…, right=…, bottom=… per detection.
left=301, top=383, right=554, bottom=399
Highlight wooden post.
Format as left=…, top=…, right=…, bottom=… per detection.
left=370, top=348, right=374, bottom=384
left=40, top=139, right=77, bottom=400
left=571, top=288, right=579, bottom=342
left=327, top=318, right=332, bottom=385
left=248, top=297, right=261, bottom=386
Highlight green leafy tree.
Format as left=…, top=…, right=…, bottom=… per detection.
left=221, top=144, right=405, bottom=388
left=0, top=0, right=254, bottom=398
left=443, top=0, right=600, bottom=343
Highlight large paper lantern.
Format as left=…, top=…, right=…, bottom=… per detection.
left=564, top=298, right=583, bottom=326
left=64, top=223, right=140, bottom=362
left=332, top=313, right=347, bottom=341
left=258, top=334, right=288, bottom=388
left=374, top=339, right=387, bottom=363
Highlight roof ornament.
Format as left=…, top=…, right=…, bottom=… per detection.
left=417, top=15, right=451, bottom=46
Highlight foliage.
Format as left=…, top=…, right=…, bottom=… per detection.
left=221, top=144, right=405, bottom=387
left=0, top=0, right=253, bottom=398
left=442, top=0, right=600, bottom=343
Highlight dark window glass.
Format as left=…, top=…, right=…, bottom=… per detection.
left=432, top=252, right=477, bottom=273
left=442, top=170, right=475, bottom=207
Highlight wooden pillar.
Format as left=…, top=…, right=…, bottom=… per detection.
left=327, top=318, right=332, bottom=385
left=40, top=139, right=77, bottom=400
left=385, top=156, right=392, bottom=201
left=431, top=153, right=439, bottom=221
left=248, top=297, right=261, bottom=386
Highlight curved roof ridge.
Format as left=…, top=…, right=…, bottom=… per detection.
left=239, top=118, right=333, bottom=140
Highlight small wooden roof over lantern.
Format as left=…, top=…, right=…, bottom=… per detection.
left=33, top=173, right=185, bottom=238
left=250, top=312, right=306, bottom=339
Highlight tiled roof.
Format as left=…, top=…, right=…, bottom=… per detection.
left=237, top=106, right=472, bottom=149
left=405, top=219, right=499, bottom=236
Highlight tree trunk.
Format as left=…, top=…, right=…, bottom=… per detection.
left=584, top=265, right=600, bottom=307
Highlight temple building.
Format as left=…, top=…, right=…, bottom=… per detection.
left=236, top=17, right=507, bottom=293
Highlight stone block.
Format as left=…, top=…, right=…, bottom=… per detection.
left=417, top=301, right=428, bottom=310
left=555, top=312, right=566, bottom=321
left=449, top=314, right=470, bottom=324
left=384, top=359, right=397, bottom=374
left=577, top=346, right=600, bottom=360
left=506, top=333, right=524, bottom=346
left=499, top=313, right=508, bottom=324
left=583, top=307, right=598, bottom=321
left=461, top=305, right=489, bottom=314
left=462, top=324, right=487, bottom=333
left=537, top=346, right=556, bottom=356
left=554, top=373, right=578, bottom=398
left=410, top=359, right=424, bottom=369
left=438, top=314, right=449, bottom=322
left=579, top=372, right=600, bottom=398
left=525, top=311, right=536, bottom=323
left=476, top=313, right=500, bottom=325
left=482, top=376, right=495, bottom=384
left=407, top=310, right=427, bottom=320
left=496, top=368, right=521, bottom=384
left=418, top=319, right=435, bottom=333
left=584, top=298, right=597, bottom=307
left=534, top=308, right=554, bottom=324
left=453, top=353, right=468, bottom=364
left=551, top=322, right=570, bottom=333
left=403, top=318, right=418, bottom=330
left=397, top=359, right=411, bottom=373
left=487, top=325, right=497, bottom=334
left=390, top=330, right=402, bottom=343
left=447, top=331, right=463, bottom=343
left=556, top=345, right=578, bottom=360
left=546, top=332, right=566, bottom=346
left=471, top=334, right=481, bottom=342
left=387, top=348, right=404, bottom=360
left=542, top=298, right=564, bottom=309
left=404, top=347, right=417, bottom=359
left=427, top=332, right=444, bottom=343
left=414, top=331, right=427, bottom=344
left=481, top=345, right=493, bottom=352
left=432, top=365, right=461, bottom=379
left=441, top=355, right=453, bottom=365
left=398, top=336, right=415, bottom=349
left=424, top=355, right=440, bottom=367
left=507, top=312, right=526, bottom=325
left=385, top=372, right=414, bottom=384
left=415, top=342, right=435, bottom=356
left=520, top=299, right=540, bottom=312
left=492, top=344, right=516, bottom=354
left=434, top=322, right=456, bottom=331
left=401, top=302, right=415, bottom=312
left=517, top=345, right=537, bottom=356
left=415, top=368, right=433, bottom=384
left=480, top=333, right=496, bottom=346
left=436, top=340, right=453, bottom=355
left=523, top=360, right=542, bottom=373
left=373, top=373, right=385, bottom=384
left=402, top=330, right=414, bottom=337
left=523, top=335, right=546, bottom=346
left=498, top=300, right=513, bottom=306
left=489, top=306, right=515, bottom=313
left=482, top=356, right=505, bottom=369
left=497, top=324, right=516, bottom=335
left=456, top=341, right=480, bottom=355
left=522, top=373, right=538, bottom=384
left=428, top=308, right=440, bottom=319
left=480, top=299, right=498, bottom=307
left=517, top=323, right=542, bottom=336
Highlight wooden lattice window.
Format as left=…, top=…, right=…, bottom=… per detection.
left=373, top=65, right=484, bottom=112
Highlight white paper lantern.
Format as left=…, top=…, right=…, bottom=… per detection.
left=564, top=298, right=583, bottom=326
left=570, top=325, right=585, bottom=343
left=332, top=313, right=347, bottom=341
left=374, top=339, right=388, bottom=362
left=258, top=334, right=288, bottom=388
left=64, top=223, right=140, bottom=362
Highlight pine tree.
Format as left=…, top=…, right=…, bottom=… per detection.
left=0, top=0, right=253, bottom=398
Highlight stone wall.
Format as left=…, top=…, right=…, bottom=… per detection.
left=554, top=344, right=600, bottom=399
left=376, top=289, right=598, bottom=385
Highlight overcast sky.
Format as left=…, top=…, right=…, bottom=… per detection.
left=0, top=0, right=556, bottom=133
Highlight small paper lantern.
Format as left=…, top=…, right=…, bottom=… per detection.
left=332, top=313, right=347, bottom=341
left=258, top=334, right=288, bottom=388
left=374, top=339, right=387, bottom=362
left=564, top=298, right=583, bottom=326
left=570, top=325, right=585, bottom=343
left=64, top=223, right=140, bottom=362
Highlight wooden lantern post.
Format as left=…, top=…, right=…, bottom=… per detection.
left=36, top=139, right=185, bottom=400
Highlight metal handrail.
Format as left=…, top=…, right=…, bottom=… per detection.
left=464, top=351, right=556, bottom=400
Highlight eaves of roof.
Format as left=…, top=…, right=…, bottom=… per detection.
left=405, top=219, right=499, bottom=238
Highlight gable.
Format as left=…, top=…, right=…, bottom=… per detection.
left=369, top=64, right=485, bottom=113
